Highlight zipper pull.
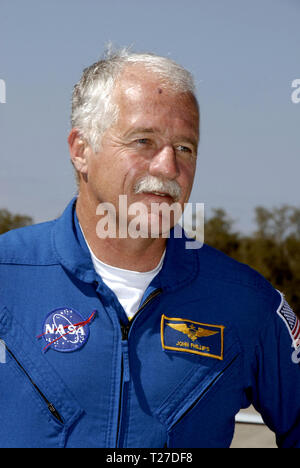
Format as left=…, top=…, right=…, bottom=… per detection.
left=121, top=324, right=130, bottom=341
left=48, top=402, right=64, bottom=424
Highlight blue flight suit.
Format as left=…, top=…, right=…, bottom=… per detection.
left=0, top=198, right=299, bottom=448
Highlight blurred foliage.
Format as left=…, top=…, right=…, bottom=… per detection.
left=204, top=206, right=300, bottom=316
left=0, top=209, right=33, bottom=235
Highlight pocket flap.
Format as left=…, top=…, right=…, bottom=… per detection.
left=155, top=337, right=240, bottom=430
left=0, top=306, right=84, bottom=427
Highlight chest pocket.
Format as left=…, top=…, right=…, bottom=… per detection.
left=154, top=332, right=242, bottom=448
left=0, top=307, right=83, bottom=448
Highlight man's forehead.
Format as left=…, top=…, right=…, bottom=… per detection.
left=110, top=65, right=200, bottom=139
left=114, top=67, right=165, bottom=101
left=114, top=65, right=198, bottom=109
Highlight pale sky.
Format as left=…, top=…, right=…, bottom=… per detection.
left=0, top=0, right=299, bottom=233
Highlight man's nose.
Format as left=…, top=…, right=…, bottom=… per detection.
left=148, top=145, right=180, bottom=180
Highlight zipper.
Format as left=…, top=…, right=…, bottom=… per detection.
left=5, top=345, right=64, bottom=424
left=120, top=288, right=163, bottom=341
left=116, top=287, right=163, bottom=447
left=169, top=355, right=238, bottom=430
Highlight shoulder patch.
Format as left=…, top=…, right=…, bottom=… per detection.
left=277, top=297, right=300, bottom=350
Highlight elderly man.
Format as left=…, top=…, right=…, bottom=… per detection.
left=0, top=48, right=299, bottom=449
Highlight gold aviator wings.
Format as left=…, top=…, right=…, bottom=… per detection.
left=167, top=322, right=218, bottom=341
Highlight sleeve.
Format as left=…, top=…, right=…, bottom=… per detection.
left=250, top=291, right=300, bottom=448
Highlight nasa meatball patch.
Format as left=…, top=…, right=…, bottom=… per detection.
left=38, top=308, right=96, bottom=353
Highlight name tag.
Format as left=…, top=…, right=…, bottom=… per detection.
left=161, top=315, right=224, bottom=360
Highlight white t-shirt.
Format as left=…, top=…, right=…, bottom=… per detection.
left=80, top=228, right=165, bottom=320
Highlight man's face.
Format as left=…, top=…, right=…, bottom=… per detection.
left=84, top=67, right=199, bottom=235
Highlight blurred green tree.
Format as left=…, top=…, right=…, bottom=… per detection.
left=203, top=208, right=240, bottom=257
left=0, top=209, right=33, bottom=234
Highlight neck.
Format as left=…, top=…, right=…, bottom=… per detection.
left=76, top=193, right=167, bottom=272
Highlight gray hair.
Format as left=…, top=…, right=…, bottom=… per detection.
left=71, top=45, right=197, bottom=153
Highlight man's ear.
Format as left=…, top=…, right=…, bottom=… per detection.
left=68, top=129, right=90, bottom=175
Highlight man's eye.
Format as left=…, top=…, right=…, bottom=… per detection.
left=177, top=145, right=192, bottom=153
left=136, top=138, right=150, bottom=145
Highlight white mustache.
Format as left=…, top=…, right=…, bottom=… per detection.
left=134, top=176, right=182, bottom=202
